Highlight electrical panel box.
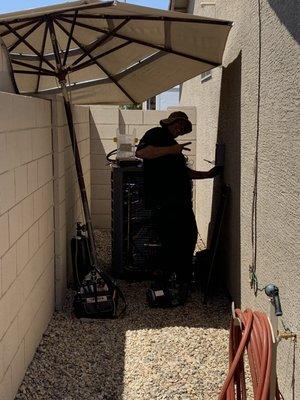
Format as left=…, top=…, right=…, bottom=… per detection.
left=111, top=164, right=161, bottom=278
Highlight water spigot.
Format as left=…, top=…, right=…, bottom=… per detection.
left=265, top=284, right=283, bottom=316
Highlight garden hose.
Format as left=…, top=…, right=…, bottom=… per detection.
left=219, top=309, right=282, bottom=400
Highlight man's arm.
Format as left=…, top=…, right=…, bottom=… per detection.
left=136, top=142, right=191, bottom=160
left=188, top=166, right=223, bottom=179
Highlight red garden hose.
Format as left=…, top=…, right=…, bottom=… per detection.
left=218, top=309, right=282, bottom=400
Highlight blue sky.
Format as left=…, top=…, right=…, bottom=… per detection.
left=0, top=0, right=169, bottom=14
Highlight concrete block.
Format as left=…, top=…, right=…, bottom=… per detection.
left=92, top=199, right=111, bottom=215
left=11, top=95, right=36, bottom=131
left=92, top=213, right=111, bottom=229
left=2, top=317, right=19, bottom=375
left=0, top=340, right=4, bottom=382
left=78, top=138, right=90, bottom=158
left=0, top=171, right=15, bottom=215
left=16, top=131, right=32, bottom=166
left=57, top=176, right=66, bottom=203
left=0, top=134, right=8, bottom=175
left=1, top=244, right=17, bottom=295
left=92, top=184, right=111, bottom=200
left=38, top=209, right=54, bottom=247
left=143, top=110, right=169, bottom=125
left=76, top=122, right=90, bottom=142
left=91, top=154, right=110, bottom=170
left=0, top=213, right=9, bottom=258
left=57, top=151, right=65, bottom=178
left=32, top=128, right=52, bottom=160
left=81, top=154, right=90, bottom=175
left=89, top=106, right=119, bottom=125
left=6, top=132, right=20, bottom=171
left=35, top=98, right=51, bottom=128
left=90, top=139, right=117, bottom=155
left=91, top=170, right=111, bottom=185
left=0, top=93, right=14, bottom=133
left=8, top=203, right=23, bottom=246
left=37, top=154, right=53, bottom=187
left=90, top=123, right=119, bottom=140
left=15, top=165, right=28, bottom=203
left=27, top=160, right=38, bottom=194
left=0, top=279, right=23, bottom=340
left=57, top=126, right=67, bottom=152
left=16, top=232, right=29, bottom=276
left=28, top=221, right=39, bottom=260
left=11, top=340, right=25, bottom=398
left=120, top=110, right=143, bottom=125
left=22, top=194, right=34, bottom=233
left=0, top=366, right=13, bottom=400
left=73, top=105, right=90, bottom=124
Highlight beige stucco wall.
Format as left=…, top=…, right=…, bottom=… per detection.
left=180, top=1, right=299, bottom=398
left=89, top=106, right=196, bottom=229
left=0, top=92, right=91, bottom=399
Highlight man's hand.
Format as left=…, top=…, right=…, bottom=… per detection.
left=170, top=142, right=192, bottom=154
left=188, top=165, right=224, bottom=179
left=208, top=165, right=224, bottom=178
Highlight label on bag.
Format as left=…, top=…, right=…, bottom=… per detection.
left=154, top=290, right=164, bottom=297
left=97, top=296, right=108, bottom=302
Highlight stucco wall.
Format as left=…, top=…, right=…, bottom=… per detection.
left=180, top=1, right=299, bottom=398
left=90, top=106, right=196, bottom=229
left=0, top=92, right=91, bottom=399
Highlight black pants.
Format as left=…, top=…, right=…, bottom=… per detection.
left=153, top=204, right=198, bottom=283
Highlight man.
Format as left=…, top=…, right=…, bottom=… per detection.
left=136, top=111, right=222, bottom=303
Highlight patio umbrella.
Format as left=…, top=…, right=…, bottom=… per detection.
left=0, top=0, right=232, bottom=266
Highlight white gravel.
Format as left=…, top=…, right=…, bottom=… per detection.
left=16, top=230, right=231, bottom=400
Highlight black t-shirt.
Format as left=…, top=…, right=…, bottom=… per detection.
left=137, top=126, right=192, bottom=209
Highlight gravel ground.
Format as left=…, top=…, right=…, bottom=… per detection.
left=16, top=230, right=231, bottom=400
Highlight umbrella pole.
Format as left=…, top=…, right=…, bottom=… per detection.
left=61, top=83, right=97, bottom=267
left=47, top=19, right=97, bottom=266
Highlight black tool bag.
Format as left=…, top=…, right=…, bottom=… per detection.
left=73, top=275, right=118, bottom=319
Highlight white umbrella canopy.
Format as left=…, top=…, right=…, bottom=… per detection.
left=0, top=0, right=232, bottom=104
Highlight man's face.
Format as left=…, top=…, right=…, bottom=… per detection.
left=170, top=120, right=188, bottom=137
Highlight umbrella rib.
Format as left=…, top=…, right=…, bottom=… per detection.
left=9, top=20, right=43, bottom=52
left=2, top=22, right=56, bottom=70
left=59, top=17, right=220, bottom=67
left=63, top=11, right=78, bottom=66
left=0, top=19, right=41, bottom=38
left=36, top=23, right=49, bottom=93
left=11, top=59, right=57, bottom=75
left=71, top=41, right=132, bottom=73
left=0, top=1, right=115, bottom=27
left=14, top=69, right=54, bottom=76
left=60, top=13, right=232, bottom=26
left=54, top=19, right=136, bottom=104
left=66, top=18, right=130, bottom=69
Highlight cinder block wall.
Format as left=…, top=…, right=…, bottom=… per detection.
left=89, top=106, right=196, bottom=229
left=0, top=92, right=91, bottom=399
left=0, top=93, right=54, bottom=399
